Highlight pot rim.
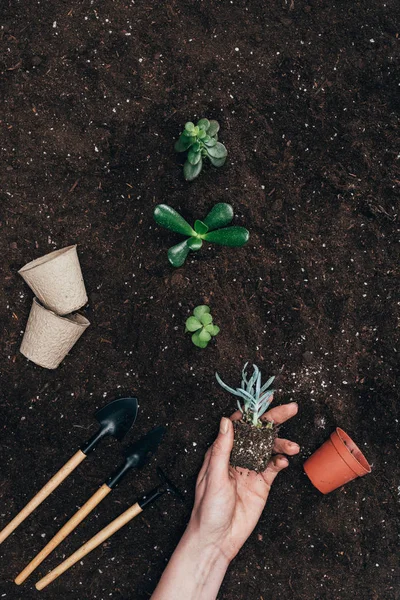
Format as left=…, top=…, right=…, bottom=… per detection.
left=330, top=427, right=371, bottom=477
left=18, top=245, right=77, bottom=274
left=32, top=297, right=90, bottom=328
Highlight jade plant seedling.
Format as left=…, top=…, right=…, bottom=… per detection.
left=216, top=364, right=277, bottom=472
left=186, top=305, right=220, bottom=348
left=174, top=119, right=227, bottom=181
left=153, top=203, right=249, bottom=267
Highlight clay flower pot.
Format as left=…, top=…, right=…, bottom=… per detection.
left=20, top=298, right=90, bottom=369
left=304, top=428, right=371, bottom=494
left=19, top=245, right=88, bottom=315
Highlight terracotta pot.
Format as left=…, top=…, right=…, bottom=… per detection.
left=20, top=298, right=90, bottom=369
left=303, top=427, right=371, bottom=494
left=18, top=245, right=88, bottom=315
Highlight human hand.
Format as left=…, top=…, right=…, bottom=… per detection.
left=186, top=401, right=299, bottom=563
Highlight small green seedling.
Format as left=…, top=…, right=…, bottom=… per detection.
left=174, top=119, right=227, bottom=181
left=153, top=202, right=249, bottom=267
left=216, top=363, right=275, bottom=427
left=186, top=305, right=220, bottom=348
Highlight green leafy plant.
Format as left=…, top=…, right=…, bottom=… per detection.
left=216, top=363, right=275, bottom=427
left=185, top=305, right=220, bottom=348
left=174, top=119, right=227, bottom=181
left=153, top=203, right=249, bottom=267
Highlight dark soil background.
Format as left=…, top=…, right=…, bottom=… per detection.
left=1, top=0, right=399, bottom=599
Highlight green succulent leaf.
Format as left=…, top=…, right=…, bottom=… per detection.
left=203, top=203, right=234, bottom=231
left=203, top=226, right=250, bottom=247
left=204, top=137, right=217, bottom=148
left=197, top=118, right=210, bottom=131
left=199, top=329, right=212, bottom=343
left=194, top=220, right=209, bottom=235
left=167, top=239, right=191, bottom=267
left=154, top=205, right=196, bottom=237
left=192, top=331, right=208, bottom=348
left=184, top=158, right=203, bottom=181
left=188, top=149, right=202, bottom=165
left=174, top=135, right=194, bottom=153
left=197, top=129, right=207, bottom=140
left=200, top=312, right=213, bottom=326
left=193, top=305, right=210, bottom=319
left=185, top=316, right=202, bottom=332
left=205, top=142, right=227, bottom=159
left=206, top=324, right=220, bottom=336
left=207, top=154, right=227, bottom=168
left=192, top=141, right=201, bottom=152
left=187, top=237, right=203, bottom=251
left=207, top=120, right=220, bottom=137
left=185, top=122, right=195, bottom=133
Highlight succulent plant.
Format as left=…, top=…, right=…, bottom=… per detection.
left=216, top=363, right=275, bottom=427
left=186, top=305, right=220, bottom=348
left=174, top=119, right=227, bottom=181
left=153, top=203, right=249, bottom=267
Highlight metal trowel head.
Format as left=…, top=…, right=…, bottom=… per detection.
left=95, top=397, right=139, bottom=441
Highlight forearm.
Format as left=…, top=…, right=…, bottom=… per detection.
left=151, top=524, right=230, bottom=600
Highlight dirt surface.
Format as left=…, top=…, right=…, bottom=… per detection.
left=231, top=421, right=277, bottom=472
left=1, top=1, right=399, bottom=599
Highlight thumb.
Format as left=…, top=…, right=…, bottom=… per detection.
left=209, top=417, right=234, bottom=480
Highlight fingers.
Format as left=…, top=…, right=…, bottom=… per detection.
left=262, top=401, right=298, bottom=426
left=208, top=417, right=234, bottom=481
left=197, top=447, right=212, bottom=484
left=230, top=410, right=242, bottom=422
left=273, top=437, right=300, bottom=456
left=261, top=454, right=289, bottom=488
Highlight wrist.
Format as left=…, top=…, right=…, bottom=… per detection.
left=182, top=520, right=232, bottom=570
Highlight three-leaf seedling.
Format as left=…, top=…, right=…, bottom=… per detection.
left=174, top=119, right=228, bottom=181
left=153, top=203, right=249, bottom=267
left=186, top=305, right=220, bottom=348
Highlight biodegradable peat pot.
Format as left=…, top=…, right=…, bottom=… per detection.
left=304, top=428, right=371, bottom=494
left=20, top=298, right=90, bottom=369
left=19, top=245, right=88, bottom=315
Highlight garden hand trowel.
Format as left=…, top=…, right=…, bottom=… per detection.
left=0, top=397, right=138, bottom=545
left=15, top=426, right=166, bottom=585
left=35, top=467, right=183, bottom=590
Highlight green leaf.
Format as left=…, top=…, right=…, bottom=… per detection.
left=208, top=155, right=227, bottom=168
left=203, top=226, right=250, bottom=247
left=203, top=203, right=233, bottom=231
left=199, top=328, right=212, bottom=343
left=167, top=240, right=191, bottom=267
left=204, top=137, right=217, bottom=148
left=154, top=205, right=196, bottom=236
left=200, top=312, right=213, bottom=326
left=197, top=129, right=206, bottom=140
left=192, top=141, right=201, bottom=152
left=185, top=316, right=202, bottom=332
left=205, top=142, right=227, bottom=159
left=188, top=149, right=202, bottom=165
left=184, top=158, right=203, bottom=181
left=185, top=122, right=195, bottom=133
left=187, top=237, right=202, bottom=250
left=194, top=220, right=209, bottom=235
left=192, top=331, right=208, bottom=348
left=205, top=324, right=220, bottom=336
left=174, top=135, right=194, bottom=153
left=197, top=118, right=210, bottom=131
left=207, top=120, right=220, bottom=137
left=193, top=305, right=210, bottom=319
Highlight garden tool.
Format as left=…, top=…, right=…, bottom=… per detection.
left=15, top=425, right=166, bottom=584
left=35, top=467, right=183, bottom=590
left=0, top=397, right=138, bottom=545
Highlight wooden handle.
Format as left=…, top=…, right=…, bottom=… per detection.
left=0, top=450, right=86, bottom=545
left=15, top=483, right=112, bottom=585
left=36, top=502, right=143, bottom=590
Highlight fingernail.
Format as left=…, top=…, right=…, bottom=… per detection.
left=290, top=442, right=300, bottom=449
left=220, top=417, right=229, bottom=434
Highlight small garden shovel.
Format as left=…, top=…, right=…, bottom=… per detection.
left=35, top=467, right=183, bottom=590
left=0, top=397, right=138, bottom=545
left=15, top=426, right=166, bottom=584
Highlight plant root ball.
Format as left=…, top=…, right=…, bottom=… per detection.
left=231, top=420, right=278, bottom=472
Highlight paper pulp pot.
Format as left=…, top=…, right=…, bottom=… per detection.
left=19, top=245, right=88, bottom=315
left=303, top=428, right=371, bottom=494
left=20, top=298, right=90, bottom=369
